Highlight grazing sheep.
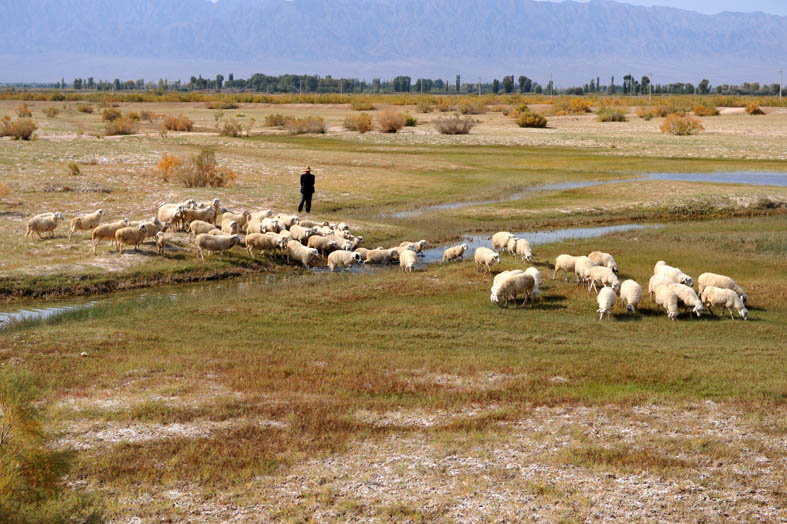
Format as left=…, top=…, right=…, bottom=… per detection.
left=222, top=211, right=251, bottom=233
left=194, top=233, right=242, bottom=261
left=619, top=279, right=642, bottom=314
left=290, top=224, right=316, bottom=244
left=90, top=218, right=130, bottom=254
left=399, top=249, right=417, bottom=272
left=277, top=229, right=294, bottom=244
left=155, top=232, right=167, bottom=255
left=115, top=224, right=149, bottom=253
left=553, top=254, right=577, bottom=282
left=245, top=232, right=285, bottom=258
left=596, top=287, right=617, bottom=320
left=655, top=286, right=680, bottom=321
left=492, top=231, right=515, bottom=252
left=697, top=273, right=748, bottom=305
left=307, top=235, right=338, bottom=256
left=474, top=247, right=500, bottom=274
left=182, top=205, right=217, bottom=227
left=139, top=218, right=169, bottom=240
left=510, top=238, right=533, bottom=262
left=588, top=266, right=620, bottom=293
left=654, top=261, right=694, bottom=287
left=68, top=209, right=103, bottom=241
left=574, top=256, right=596, bottom=286
left=221, top=219, right=240, bottom=235
left=189, top=220, right=218, bottom=240
left=327, top=250, right=363, bottom=272
left=668, top=283, right=705, bottom=317
left=354, top=248, right=371, bottom=259
left=524, top=267, right=541, bottom=300
left=648, top=274, right=674, bottom=302
left=276, top=213, right=300, bottom=228
left=588, top=251, right=618, bottom=274
left=157, top=204, right=185, bottom=230
left=491, top=272, right=535, bottom=308
left=701, top=286, right=748, bottom=320
left=364, top=248, right=399, bottom=265
left=25, top=212, right=64, bottom=240
left=326, top=235, right=352, bottom=251
left=442, top=243, right=468, bottom=263
left=287, top=240, right=319, bottom=268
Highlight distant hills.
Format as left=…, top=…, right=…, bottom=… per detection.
left=1, top=0, right=785, bottom=84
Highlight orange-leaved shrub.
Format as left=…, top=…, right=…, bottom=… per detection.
left=551, top=98, right=591, bottom=115
left=1, top=116, right=38, bottom=140
left=156, top=153, right=181, bottom=182
left=343, top=113, right=372, bottom=133
left=515, top=111, right=548, bottom=128
left=76, top=103, right=94, bottom=113
left=457, top=99, right=487, bottom=115
left=104, top=114, right=138, bottom=135
left=636, top=107, right=655, bottom=120
left=263, top=114, right=287, bottom=127
left=660, top=113, right=704, bottom=135
left=15, top=103, right=32, bottom=117
left=693, top=105, right=719, bottom=116
left=220, top=118, right=243, bottom=137
left=376, top=110, right=406, bottom=133
left=350, top=98, right=375, bottom=111
left=0, top=181, right=10, bottom=197
left=746, top=103, right=765, bottom=115
left=42, top=107, right=60, bottom=118
left=161, top=114, right=194, bottom=132
left=173, top=149, right=236, bottom=188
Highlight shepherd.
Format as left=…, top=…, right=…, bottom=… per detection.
left=298, top=166, right=315, bottom=213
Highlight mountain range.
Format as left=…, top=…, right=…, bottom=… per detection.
left=1, top=0, right=785, bottom=84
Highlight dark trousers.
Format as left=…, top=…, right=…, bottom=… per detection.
left=298, top=192, right=313, bottom=213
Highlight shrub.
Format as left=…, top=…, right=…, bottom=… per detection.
left=693, top=105, right=719, bottom=117
left=596, top=109, right=628, bottom=122
left=220, top=118, right=243, bottom=137
left=376, top=110, right=406, bottom=133
left=206, top=101, right=239, bottom=110
left=67, top=161, right=81, bottom=176
left=103, top=115, right=138, bottom=135
left=126, top=111, right=141, bottom=121
left=156, top=153, right=181, bottom=182
left=436, top=102, right=452, bottom=112
left=42, top=107, right=60, bottom=118
left=350, top=98, right=375, bottom=111
left=263, top=113, right=287, bottom=127
left=15, top=103, right=32, bottom=117
left=161, top=114, right=194, bottom=132
left=403, top=113, right=417, bottom=127
left=434, top=115, right=475, bottom=135
left=0, top=181, right=10, bottom=197
left=343, top=113, right=372, bottom=133
left=636, top=107, right=655, bottom=120
left=660, top=113, right=704, bottom=135
left=551, top=98, right=591, bottom=115
left=101, top=107, right=121, bottom=122
left=416, top=100, right=434, bottom=113
left=746, top=103, right=765, bottom=115
left=76, top=103, right=94, bottom=114
left=515, top=111, right=548, bottom=128
left=49, top=93, right=65, bottom=102
left=1, top=117, right=38, bottom=140
left=139, top=110, right=154, bottom=122
left=457, top=99, right=487, bottom=115
left=173, top=149, right=237, bottom=187
left=284, top=116, right=325, bottom=135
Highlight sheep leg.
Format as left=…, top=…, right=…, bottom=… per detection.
left=728, top=307, right=734, bottom=320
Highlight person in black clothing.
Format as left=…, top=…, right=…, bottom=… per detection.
left=298, top=166, right=315, bottom=213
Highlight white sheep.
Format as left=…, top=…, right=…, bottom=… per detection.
left=354, top=247, right=371, bottom=259
left=574, top=256, right=596, bottom=286
left=327, top=250, right=362, bottom=272
left=290, top=224, right=316, bottom=244
left=157, top=204, right=185, bottom=230
left=182, top=206, right=216, bottom=227
left=261, top=217, right=283, bottom=234
left=524, top=267, right=541, bottom=300
left=399, top=249, right=417, bottom=272
left=222, top=211, right=251, bottom=233
left=648, top=274, right=674, bottom=303
left=668, top=283, right=705, bottom=317
left=364, top=248, right=399, bottom=265
left=276, top=213, right=300, bottom=228
left=68, top=209, right=103, bottom=242
left=349, top=235, right=364, bottom=250
left=655, top=286, right=679, bottom=321
left=700, top=286, right=748, bottom=320
left=155, top=231, right=167, bottom=255
left=588, top=251, right=618, bottom=274
left=115, top=224, right=149, bottom=253
left=287, top=240, right=319, bottom=268
left=654, top=261, right=693, bottom=287
left=552, top=254, right=577, bottom=282
left=414, top=240, right=428, bottom=255
left=194, top=233, right=242, bottom=261
left=299, top=219, right=327, bottom=228
left=697, top=273, right=747, bottom=305
left=619, top=279, right=642, bottom=314
left=396, top=242, right=416, bottom=255
left=491, top=271, right=535, bottom=308
left=189, top=220, right=218, bottom=240
left=197, top=199, right=221, bottom=219
left=25, top=212, right=64, bottom=240
left=139, top=217, right=169, bottom=240
left=510, top=238, right=533, bottom=262
left=307, top=235, right=338, bottom=255
left=492, top=231, right=515, bottom=252
left=245, top=233, right=285, bottom=258
left=474, top=247, right=500, bottom=274
left=442, top=243, right=468, bottom=263
left=221, top=219, right=240, bottom=235
left=588, top=266, right=620, bottom=293
left=336, top=222, right=350, bottom=232
left=90, top=218, right=130, bottom=254
left=596, top=287, right=617, bottom=320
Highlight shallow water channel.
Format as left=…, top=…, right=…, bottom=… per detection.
left=0, top=224, right=655, bottom=329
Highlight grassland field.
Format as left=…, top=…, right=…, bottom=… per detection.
left=1, top=97, right=786, bottom=522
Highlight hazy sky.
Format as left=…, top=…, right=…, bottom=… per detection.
left=540, top=0, right=787, bottom=15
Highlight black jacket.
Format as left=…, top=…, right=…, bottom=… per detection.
left=300, top=172, right=315, bottom=194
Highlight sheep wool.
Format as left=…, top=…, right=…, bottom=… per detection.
left=25, top=212, right=64, bottom=240
left=327, top=250, right=362, bottom=272
left=442, top=243, right=468, bottom=263
left=553, top=254, right=577, bottom=282
left=700, top=286, right=748, bottom=320
left=697, top=273, right=747, bottom=305
left=68, top=209, right=103, bottom=241
left=596, top=287, right=617, bottom=320
left=619, top=279, right=642, bottom=314
left=474, top=247, right=500, bottom=274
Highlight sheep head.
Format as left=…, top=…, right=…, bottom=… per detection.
left=739, top=307, right=749, bottom=320
left=693, top=303, right=705, bottom=317
left=626, top=304, right=635, bottom=314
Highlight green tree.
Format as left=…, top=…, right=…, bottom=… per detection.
left=503, top=75, right=514, bottom=94
left=492, top=79, right=500, bottom=94
left=697, top=78, right=710, bottom=94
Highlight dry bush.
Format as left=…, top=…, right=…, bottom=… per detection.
left=1, top=116, right=38, bottom=140
left=0, top=181, right=10, bottom=197
left=161, top=114, right=194, bottom=132
left=42, top=107, right=60, bottom=118
left=501, top=107, right=511, bottom=116
left=660, top=113, right=704, bottom=135
left=15, top=103, right=32, bottom=117
left=636, top=107, right=655, bottom=120
left=263, top=114, right=287, bottom=127
left=551, top=98, right=591, bottom=115
left=174, top=149, right=237, bottom=188
left=596, top=108, right=628, bottom=122
left=350, top=98, right=375, bottom=111
left=139, top=110, right=154, bottom=122
left=693, top=105, right=719, bottom=116
left=206, top=101, right=239, bottom=110
left=376, top=110, right=406, bottom=133
left=436, top=102, right=453, bottom=112
left=416, top=100, right=434, bottom=113
left=76, top=103, right=94, bottom=114
left=156, top=153, right=181, bottom=182
left=126, top=111, right=140, bottom=121
left=515, top=111, right=548, bottom=128
left=457, top=99, right=487, bottom=114
left=101, top=107, right=122, bottom=122
left=284, top=116, right=326, bottom=135
left=343, top=113, right=372, bottom=133
left=67, top=161, right=81, bottom=176
left=104, top=114, right=139, bottom=135
left=404, top=113, right=417, bottom=127
left=746, top=103, right=765, bottom=115
left=434, top=115, right=475, bottom=134
left=220, top=118, right=243, bottom=137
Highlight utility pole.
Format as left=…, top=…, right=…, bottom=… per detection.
left=478, top=77, right=482, bottom=97
left=550, top=72, right=553, bottom=98
left=649, top=72, right=653, bottom=104
left=780, top=69, right=784, bottom=104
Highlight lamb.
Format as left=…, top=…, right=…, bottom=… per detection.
left=25, top=212, right=64, bottom=240
left=574, top=256, right=596, bottom=286
left=524, top=267, right=541, bottom=300
left=474, top=247, right=500, bottom=274
left=596, top=287, right=617, bottom=320
left=655, top=286, right=680, bottom=321
left=442, top=243, right=468, bottom=263
left=364, top=248, right=399, bottom=265
left=115, top=224, right=149, bottom=253
left=509, top=238, right=533, bottom=262
left=222, top=211, right=251, bottom=233
left=245, top=232, right=285, bottom=258
left=287, top=240, right=319, bottom=268
left=275, top=213, right=300, bottom=228
left=327, top=250, right=363, bottom=272
left=68, top=209, right=103, bottom=241
left=221, top=219, right=240, bottom=235
left=667, top=283, right=705, bottom=317
left=700, top=286, right=748, bottom=320
left=290, top=224, right=316, bottom=244
left=648, top=275, right=674, bottom=302
left=492, top=231, right=515, bottom=252
left=188, top=220, right=218, bottom=240
left=399, top=249, right=417, bottom=272
left=194, top=233, right=242, bottom=261
left=307, top=235, right=338, bottom=256
left=552, top=254, right=577, bottom=282
left=619, top=279, right=642, bottom=314
left=155, top=232, right=167, bottom=255
left=90, top=218, right=130, bottom=254
left=490, top=272, right=535, bottom=308
left=697, top=273, right=747, bottom=305
left=654, top=261, right=693, bottom=287
left=588, top=266, right=620, bottom=293
left=588, top=251, right=618, bottom=274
